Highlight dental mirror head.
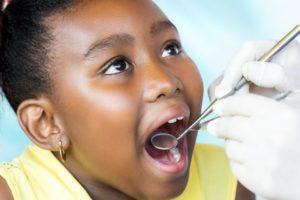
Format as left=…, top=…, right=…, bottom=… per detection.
left=150, top=117, right=214, bottom=150
left=150, top=133, right=178, bottom=150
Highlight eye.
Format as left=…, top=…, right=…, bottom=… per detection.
left=102, top=57, right=131, bottom=75
left=162, top=41, right=182, bottom=58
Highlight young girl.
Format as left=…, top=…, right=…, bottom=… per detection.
left=0, top=0, right=253, bottom=199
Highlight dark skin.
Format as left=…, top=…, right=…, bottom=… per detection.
left=0, top=0, right=254, bottom=199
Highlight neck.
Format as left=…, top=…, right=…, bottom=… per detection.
left=53, top=152, right=134, bottom=200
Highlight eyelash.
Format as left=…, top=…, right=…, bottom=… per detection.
left=101, top=56, right=132, bottom=75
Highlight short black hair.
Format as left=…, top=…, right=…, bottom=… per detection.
left=0, top=0, right=80, bottom=111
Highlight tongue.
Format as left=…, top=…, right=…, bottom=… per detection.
left=145, top=140, right=180, bottom=164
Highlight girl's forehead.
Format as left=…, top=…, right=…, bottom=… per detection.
left=50, top=0, right=167, bottom=38
left=67, top=0, right=165, bottom=22
left=49, top=0, right=170, bottom=58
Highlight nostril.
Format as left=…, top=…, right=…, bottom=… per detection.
left=157, top=88, right=180, bottom=100
left=174, top=88, right=181, bottom=95
left=157, top=94, right=165, bottom=99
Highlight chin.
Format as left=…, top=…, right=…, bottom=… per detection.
left=143, top=167, right=190, bottom=200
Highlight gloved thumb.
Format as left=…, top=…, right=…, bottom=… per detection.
left=215, top=40, right=275, bottom=98
left=242, top=61, right=293, bottom=91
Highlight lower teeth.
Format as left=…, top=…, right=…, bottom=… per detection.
left=170, top=147, right=181, bottom=163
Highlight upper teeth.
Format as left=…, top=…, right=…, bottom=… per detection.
left=168, top=116, right=184, bottom=124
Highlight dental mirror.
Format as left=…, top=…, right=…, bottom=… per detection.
left=151, top=116, right=215, bottom=151
left=150, top=133, right=178, bottom=150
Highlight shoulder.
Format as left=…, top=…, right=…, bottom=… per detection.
left=194, top=143, right=224, bottom=151
left=192, top=144, right=231, bottom=180
left=193, top=145, right=255, bottom=199
left=0, top=158, right=24, bottom=200
left=191, top=144, right=237, bottom=199
left=193, top=144, right=227, bottom=160
left=0, top=176, right=14, bottom=200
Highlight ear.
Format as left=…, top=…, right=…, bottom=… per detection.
left=17, top=96, right=70, bottom=151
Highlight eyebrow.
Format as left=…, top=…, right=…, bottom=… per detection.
left=84, top=20, right=178, bottom=59
left=84, top=34, right=134, bottom=59
left=150, top=20, right=178, bottom=36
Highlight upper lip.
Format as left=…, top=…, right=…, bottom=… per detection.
left=141, top=103, right=190, bottom=145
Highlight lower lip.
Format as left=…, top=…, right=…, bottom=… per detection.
left=144, top=137, right=189, bottom=175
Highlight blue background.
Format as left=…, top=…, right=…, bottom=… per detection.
left=0, top=0, right=299, bottom=162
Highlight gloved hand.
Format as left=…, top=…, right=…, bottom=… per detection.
left=207, top=40, right=300, bottom=200
left=211, top=40, right=300, bottom=109
left=207, top=94, right=300, bottom=200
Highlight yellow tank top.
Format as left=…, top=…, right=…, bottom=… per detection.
left=0, top=144, right=236, bottom=200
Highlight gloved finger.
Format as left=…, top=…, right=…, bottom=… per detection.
left=234, top=83, right=249, bottom=95
left=215, top=40, right=275, bottom=98
left=208, top=75, right=223, bottom=101
left=207, top=116, right=248, bottom=142
left=212, top=76, right=249, bottom=99
left=242, top=61, right=292, bottom=91
left=224, top=139, right=245, bottom=164
left=230, top=162, right=247, bottom=187
left=284, top=89, right=300, bottom=109
left=213, top=93, right=283, bottom=117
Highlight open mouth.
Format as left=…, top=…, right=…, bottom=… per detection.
left=144, top=116, right=188, bottom=165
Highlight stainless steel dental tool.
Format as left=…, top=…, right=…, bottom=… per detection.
left=151, top=25, right=300, bottom=151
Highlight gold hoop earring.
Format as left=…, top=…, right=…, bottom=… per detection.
left=58, top=140, right=66, bottom=163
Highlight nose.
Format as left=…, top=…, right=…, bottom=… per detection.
left=142, top=62, right=183, bottom=102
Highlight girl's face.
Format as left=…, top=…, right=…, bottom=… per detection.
left=49, top=0, right=203, bottom=199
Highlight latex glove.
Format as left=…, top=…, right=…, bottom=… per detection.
left=207, top=93, right=300, bottom=200
left=212, top=40, right=300, bottom=109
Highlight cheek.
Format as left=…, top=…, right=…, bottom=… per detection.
left=179, top=59, right=204, bottom=113
left=54, top=79, right=141, bottom=166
